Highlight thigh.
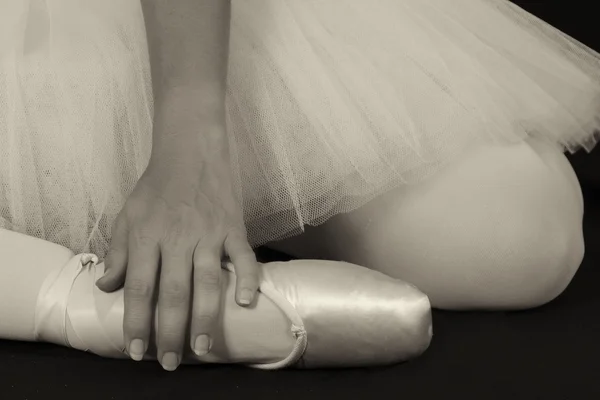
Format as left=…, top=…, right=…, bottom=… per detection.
left=267, top=138, right=585, bottom=310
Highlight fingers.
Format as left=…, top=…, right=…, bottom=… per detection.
left=123, top=230, right=160, bottom=363
left=97, top=214, right=129, bottom=292
left=111, top=213, right=252, bottom=371
left=190, top=244, right=222, bottom=358
left=156, top=238, right=194, bottom=371
left=225, top=229, right=260, bottom=306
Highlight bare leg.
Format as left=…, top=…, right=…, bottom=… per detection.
left=268, top=138, right=585, bottom=310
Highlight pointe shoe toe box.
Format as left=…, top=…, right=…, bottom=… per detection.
left=262, top=260, right=433, bottom=368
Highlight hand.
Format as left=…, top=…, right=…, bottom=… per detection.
left=96, top=133, right=259, bottom=371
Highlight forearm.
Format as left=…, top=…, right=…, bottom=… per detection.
left=140, top=0, right=231, bottom=154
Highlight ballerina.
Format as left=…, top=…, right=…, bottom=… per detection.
left=0, top=0, right=596, bottom=371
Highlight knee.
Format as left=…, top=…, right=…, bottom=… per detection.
left=360, top=140, right=586, bottom=310
left=456, top=139, right=586, bottom=310
left=390, top=200, right=585, bottom=311
left=530, top=225, right=585, bottom=307
left=457, top=213, right=585, bottom=311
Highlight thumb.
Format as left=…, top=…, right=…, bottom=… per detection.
left=96, top=254, right=127, bottom=292
left=96, top=218, right=129, bottom=292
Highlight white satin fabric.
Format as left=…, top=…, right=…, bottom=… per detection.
left=34, top=253, right=130, bottom=356
left=33, top=253, right=432, bottom=369
left=33, top=253, right=308, bottom=369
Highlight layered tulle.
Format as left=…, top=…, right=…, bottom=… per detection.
left=0, top=0, right=152, bottom=257
left=1, top=0, right=599, bottom=258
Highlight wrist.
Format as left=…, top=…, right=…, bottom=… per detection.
left=154, top=84, right=225, bottom=118
left=149, top=123, right=229, bottom=172
left=154, top=84, right=225, bottom=129
left=151, top=86, right=227, bottom=149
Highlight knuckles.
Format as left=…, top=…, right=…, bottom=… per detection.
left=194, top=268, right=221, bottom=290
left=130, top=228, right=160, bottom=247
left=160, top=281, right=191, bottom=307
left=162, top=222, right=188, bottom=244
left=124, top=278, right=154, bottom=300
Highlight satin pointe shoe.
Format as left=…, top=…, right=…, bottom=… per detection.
left=6, top=229, right=433, bottom=369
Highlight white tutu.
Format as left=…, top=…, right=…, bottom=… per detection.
left=1, top=0, right=599, bottom=259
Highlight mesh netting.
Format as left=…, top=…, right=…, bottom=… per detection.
left=1, top=0, right=599, bottom=259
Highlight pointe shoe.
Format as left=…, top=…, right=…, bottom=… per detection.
left=242, top=259, right=433, bottom=369
left=24, top=233, right=432, bottom=369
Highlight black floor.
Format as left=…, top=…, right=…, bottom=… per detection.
left=2, top=2, right=599, bottom=399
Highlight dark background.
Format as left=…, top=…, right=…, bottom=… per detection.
left=1, top=2, right=599, bottom=399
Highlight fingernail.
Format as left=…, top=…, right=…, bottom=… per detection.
left=129, top=339, right=145, bottom=361
left=239, top=288, right=254, bottom=305
left=194, top=335, right=212, bottom=356
left=161, top=352, right=180, bottom=372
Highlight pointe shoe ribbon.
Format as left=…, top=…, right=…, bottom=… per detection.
left=34, top=254, right=127, bottom=356
left=35, top=254, right=432, bottom=369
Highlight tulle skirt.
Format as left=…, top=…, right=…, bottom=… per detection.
left=1, top=0, right=599, bottom=259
